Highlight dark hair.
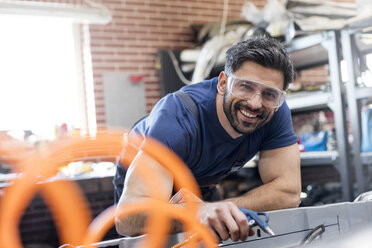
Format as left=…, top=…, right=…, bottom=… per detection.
left=224, top=36, right=294, bottom=90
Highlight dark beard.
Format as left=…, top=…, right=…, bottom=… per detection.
left=223, top=91, right=269, bottom=135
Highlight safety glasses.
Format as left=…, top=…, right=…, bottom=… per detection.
left=228, top=74, right=286, bottom=109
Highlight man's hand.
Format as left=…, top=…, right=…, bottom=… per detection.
left=170, top=189, right=254, bottom=242
left=198, top=201, right=255, bottom=242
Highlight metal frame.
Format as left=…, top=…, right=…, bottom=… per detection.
left=325, top=30, right=354, bottom=201
left=341, top=17, right=372, bottom=195
left=287, top=18, right=372, bottom=199
left=300, top=151, right=339, bottom=167
left=102, top=201, right=372, bottom=248
left=286, top=90, right=332, bottom=113
left=286, top=31, right=354, bottom=201
left=341, top=29, right=366, bottom=195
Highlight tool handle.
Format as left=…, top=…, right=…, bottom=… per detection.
left=239, top=208, right=269, bottom=229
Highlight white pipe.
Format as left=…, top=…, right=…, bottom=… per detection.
left=219, top=0, right=229, bottom=36
left=0, top=0, right=111, bottom=24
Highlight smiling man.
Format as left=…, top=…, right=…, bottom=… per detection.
left=114, top=36, right=301, bottom=242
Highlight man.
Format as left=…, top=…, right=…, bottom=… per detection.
left=114, top=36, right=301, bottom=242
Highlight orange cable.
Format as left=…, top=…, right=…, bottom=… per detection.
left=0, top=129, right=218, bottom=248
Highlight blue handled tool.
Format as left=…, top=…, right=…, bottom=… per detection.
left=239, top=208, right=275, bottom=236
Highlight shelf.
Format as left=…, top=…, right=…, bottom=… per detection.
left=345, top=14, right=372, bottom=30
left=361, top=152, right=372, bottom=165
left=286, top=91, right=332, bottom=112
left=286, top=33, right=329, bottom=70
left=287, top=30, right=372, bottom=71
left=252, top=151, right=338, bottom=167
left=355, top=86, right=372, bottom=100
left=300, top=151, right=339, bottom=167
left=299, top=151, right=372, bottom=167
left=286, top=86, right=372, bottom=113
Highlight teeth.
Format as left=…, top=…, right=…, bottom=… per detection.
left=240, top=109, right=257, bottom=118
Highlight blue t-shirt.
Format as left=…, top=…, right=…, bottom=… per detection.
left=132, top=77, right=298, bottom=183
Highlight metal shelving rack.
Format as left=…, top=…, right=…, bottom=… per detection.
left=286, top=31, right=353, bottom=201
left=287, top=16, right=372, bottom=201
left=286, top=90, right=332, bottom=113
left=341, top=15, right=372, bottom=196
left=299, top=151, right=339, bottom=167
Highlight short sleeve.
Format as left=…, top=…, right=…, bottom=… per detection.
left=259, top=102, right=298, bottom=150
left=131, top=93, right=200, bottom=166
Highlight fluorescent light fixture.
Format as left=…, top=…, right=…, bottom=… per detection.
left=0, top=0, right=111, bottom=24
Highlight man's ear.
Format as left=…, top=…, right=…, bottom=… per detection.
left=217, top=71, right=228, bottom=95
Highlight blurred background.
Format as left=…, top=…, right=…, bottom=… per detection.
left=1, top=0, right=372, bottom=247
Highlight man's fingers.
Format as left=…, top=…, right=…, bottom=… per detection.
left=225, top=218, right=240, bottom=242
left=230, top=206, right=250, bottom=241
left=216, top=207, right=242, bottom=242
left=207, top=213, right=230, bottom=241
left=198, top=202, right=256, bottom=242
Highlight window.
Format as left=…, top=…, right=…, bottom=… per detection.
left=0, top=15, right=88, bottom=140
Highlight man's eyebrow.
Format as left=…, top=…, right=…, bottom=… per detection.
left=240, top=79, right=255, bottom=84
left=264, top=87, right=278, bottom=93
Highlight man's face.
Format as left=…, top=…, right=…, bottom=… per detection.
left=221, top=61, right=285, bottom=135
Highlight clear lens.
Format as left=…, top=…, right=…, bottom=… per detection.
left=229, top=75, right=286, bottom=108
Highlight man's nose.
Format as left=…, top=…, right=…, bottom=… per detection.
left=247, top=93, right=262, bottom=109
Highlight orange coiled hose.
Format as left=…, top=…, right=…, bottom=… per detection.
left=0, top=129, right=217, bottom=248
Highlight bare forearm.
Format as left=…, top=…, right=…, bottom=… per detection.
left=115, top=152, right=176, bottom=236
left=224, top=180, right=300, bottom=211
left=115, top=213, right=147, bottom=236
left=115, top=212, right=184, bottom=236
